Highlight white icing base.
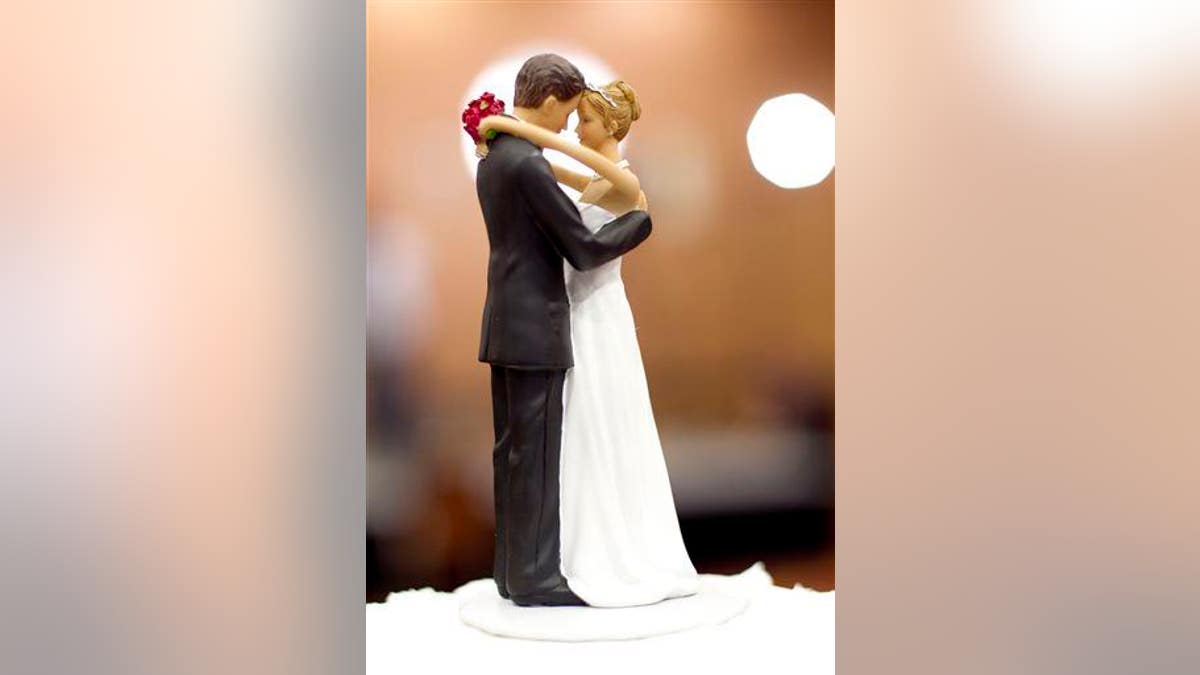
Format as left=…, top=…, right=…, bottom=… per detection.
left=367, top=563, right=835, bottom=673
left=458, top=575, right=747, bottom=642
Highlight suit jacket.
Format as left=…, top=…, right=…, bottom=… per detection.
left=476, top=131, right=652, bottom=369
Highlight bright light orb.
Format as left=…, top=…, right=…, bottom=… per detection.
left=459, top=47, right=618, bottom=193
left=745, top=93, right=835, bottom=189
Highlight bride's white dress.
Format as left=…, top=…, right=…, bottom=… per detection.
left=558, top=166, right=700, bottom=607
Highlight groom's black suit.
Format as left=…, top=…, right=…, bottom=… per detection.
left=476, top=131, right=651, bottom=606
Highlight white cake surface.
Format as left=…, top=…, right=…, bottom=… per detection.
left=367, top=563, right=834, bottom=674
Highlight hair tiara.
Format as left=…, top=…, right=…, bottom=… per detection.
left=585, top=82, right=619, bottom=108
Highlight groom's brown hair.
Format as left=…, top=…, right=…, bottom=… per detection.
left=513, top=53, right=586, bottom=108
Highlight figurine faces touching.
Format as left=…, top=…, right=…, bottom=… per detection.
left=549, top=92, right=583, bottom=132
left=516, top=92, right=583, bottom=134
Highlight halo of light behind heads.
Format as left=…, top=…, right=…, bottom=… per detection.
left=460, top=48, right=618, bottom=193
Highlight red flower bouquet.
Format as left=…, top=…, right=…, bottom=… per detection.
left=462, top=92, right=506, bottom=144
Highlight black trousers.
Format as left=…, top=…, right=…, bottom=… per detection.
left=490, top=366, right=580, bottom=603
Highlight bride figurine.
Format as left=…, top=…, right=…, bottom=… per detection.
left=478, top=80, right=700, bottom=608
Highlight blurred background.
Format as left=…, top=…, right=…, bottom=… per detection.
left=10, top=1, right=1200, bottom=672
left=367, top=0, right=834, bottom=601
left=9, top=1, right=1200, bottom=667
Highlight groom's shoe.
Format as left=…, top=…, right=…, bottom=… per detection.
left=510, top=583, right=586, bottom=607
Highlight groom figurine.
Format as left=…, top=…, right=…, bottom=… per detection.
left=475, top=53, right=652, bottom=606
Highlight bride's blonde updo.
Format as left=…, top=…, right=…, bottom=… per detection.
left=582, top=80, right=641, bottom=141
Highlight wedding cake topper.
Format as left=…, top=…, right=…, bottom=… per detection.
left=468, top=53, right=697, bottom=610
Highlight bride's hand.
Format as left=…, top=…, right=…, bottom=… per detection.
left=475, top=117, right=503, bottom=158
left=635, top=190, right=649, bottom=212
